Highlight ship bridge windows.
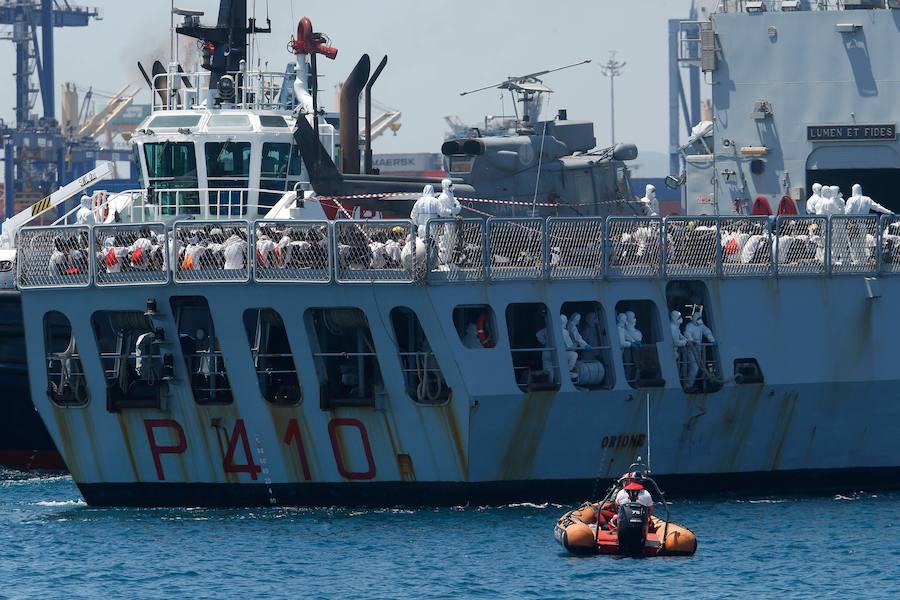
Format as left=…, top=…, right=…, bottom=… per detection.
left=560, top=301, right=613, bottom=390
left=305, top=308, right=385, bottom=409
left=259, top=115, right=289, bottom=129
left=43, top=311, right=88, bottom=407
left=453, top=305, right=497, bottom=349
left=506, top=302, right=560, bottom=393
left=170, top=296, right=233, bottom=405
left=259, top=143, right=302, bottom=214
left=207, top=114, right=253, bottom=131
left=391, top=307, right=449, bottom=405
left=205, top=141, right=251, bottom=216
left=614, top=300, right=664, bottom=389
left=91, top=311, right=165, bottom=411
left=146, top=114, right=203, bottom=129
left=144, top=142, right=199, bottom=216
left=243, top=309, right=301, bottom=406
left=666, top=281, right=723, bottom=394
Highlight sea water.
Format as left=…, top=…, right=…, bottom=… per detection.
left=1, top=471, right=898, bottom=599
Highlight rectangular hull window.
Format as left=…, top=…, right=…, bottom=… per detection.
left=244, top=309, right=302, bottom=405
left=506, top=303, right=560, bottom=392
left=44, top=311, right=88, bottom=406
left=170, top=296, right=233, bottom=405
left=614, top=300, right=665, bottom=389
left=391, top=307, right=448, bottom=404
left=452, top=305, right=496, bottom=349
left=560, top=301, right=613, bottom=390
left=665, top=281, right=723, bottom=394
left=92, top=311, right=164, bottom=411
left=305, top=308, right=384, bottom=409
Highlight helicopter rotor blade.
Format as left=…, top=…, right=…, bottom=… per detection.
left=459, top=59, right=592, bottom=96
left=460, top=80, right=515, bottom=96
left=516, top=59, right=592, bottom=81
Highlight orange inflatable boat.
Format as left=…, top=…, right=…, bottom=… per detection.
left=554, top=467, right=697, bottom=557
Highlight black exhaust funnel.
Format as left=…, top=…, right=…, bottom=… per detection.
left=364, top=55, right=389, bottom=174
left=339, top=54, right=370, bottom=174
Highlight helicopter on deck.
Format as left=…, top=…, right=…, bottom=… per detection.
left=440, top=61, right=644, bottom=217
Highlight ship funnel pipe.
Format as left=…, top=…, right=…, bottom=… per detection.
left=340, top=54, right=370, bottom=174
left=364, top=55, right=388, bottom=174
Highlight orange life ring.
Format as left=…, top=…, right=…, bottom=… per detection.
left=476, top=313, right=493, bottom=348
left=92, top=192, right=110, bottom=222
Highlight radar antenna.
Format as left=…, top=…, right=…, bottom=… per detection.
left=459, top=59, right=591, bottom=128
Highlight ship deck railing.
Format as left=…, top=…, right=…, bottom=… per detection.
left=49, top=187, right=306, bottom=228
left=151, top=69, right=295, bottom=112
left=15, top=214, right=900, bottom=289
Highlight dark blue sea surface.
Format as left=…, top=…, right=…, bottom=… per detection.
left=0, top=471, right=897, bottom=599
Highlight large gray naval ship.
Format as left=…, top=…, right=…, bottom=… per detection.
left=12, top=0, right=900, bottom=506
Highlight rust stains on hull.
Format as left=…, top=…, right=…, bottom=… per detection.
left=498, top=391, right=555, bottom=481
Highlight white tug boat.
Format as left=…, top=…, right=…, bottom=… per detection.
left=13, top=2, right=900, bottom=506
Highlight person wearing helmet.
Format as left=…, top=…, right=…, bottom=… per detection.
left=615, top=479, right=654, bottom=511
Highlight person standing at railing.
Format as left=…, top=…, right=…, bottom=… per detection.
left=818, top=186, right=847, bottom=264
left=683, top=310, right=715, bottom=392
left=670, top=311, right=689, bottom=386
left=75, top=195, right=95, bottom=226
left=437, top=179, right=462, bottom=265
left=806, top=183, right=823, bottom=216
left=639, top=184, right=659, bottom=217
left=410, top=184, right=442, bottom=239
left=617, top=313, right=640, bottom=383
left=844, top=184, right=891, bottom=266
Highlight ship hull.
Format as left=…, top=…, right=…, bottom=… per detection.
left=19, top=262, right=900, bottom=506
left=0, top=291, right=63, bottom=471
left=76, top=465, right=900, bottom=507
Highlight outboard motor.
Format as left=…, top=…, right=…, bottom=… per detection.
left=616, top=502, right=650, bottom=557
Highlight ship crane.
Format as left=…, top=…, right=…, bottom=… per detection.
left=459, top=59, right=591, bottom=130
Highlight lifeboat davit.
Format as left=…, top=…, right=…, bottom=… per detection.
left=554, top=466, right=697, bottom=557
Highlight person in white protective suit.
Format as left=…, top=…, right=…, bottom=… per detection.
left=670, top=310, right=688, bottom=383
left=844, top=184, right=891, bottom=265
left=223, top=229, right=247, bottom=270
left=617, top=313, right=639, bottom=348
left=683, top=310, right=716, bottom=390
left=410, top=184, right=442, bottom=239
left=640, top=184, right=659, bottom=217
left=845, top=184, right=892, bottom=216
left=75, top=195, right=95, bottom=225
left=567, top=313, right=592, bottom=351
left=559, top=315, right=578, bottom=377
left=461, top=323, right=483, bottom=349
left=816, top=186, right=846, bottom=263
left=625, top=311, right=643, bottom=344
left=535, top=326, right=556, bottom=382
left=806, top=183, right=822, bottom=215
left=436, top=179, right=462, bottom=265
